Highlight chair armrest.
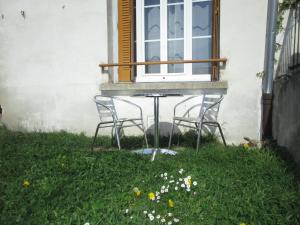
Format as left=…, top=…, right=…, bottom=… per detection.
left=112, top=97, right=143, bottom=119
left=173, top=96, right=198, bottom=117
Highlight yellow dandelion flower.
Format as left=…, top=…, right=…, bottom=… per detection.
left=243, top=143, right=249, bottom=150
left=239, top=223, right=246, bottom=225
left=22, top=180, right=30, bottom=188
left=168, top=199, right=174, bottom=208
left=148, top=192, right=155, bottom=201
left=136, top=190, right=141, bottom=197
left=188, top=178, right=192, bottom=186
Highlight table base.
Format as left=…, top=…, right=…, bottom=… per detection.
left=132, top=148, right=177, bottom=161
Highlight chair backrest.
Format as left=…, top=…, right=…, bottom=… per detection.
left=199, top=95, right=223, bottom=122
left=94, top=95, right=118, bottom=122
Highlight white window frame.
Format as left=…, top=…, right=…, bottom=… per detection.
left=136, top=0, right=212, bottom=82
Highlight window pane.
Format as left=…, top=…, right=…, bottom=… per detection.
left=145, top=7, right=160, bottom=40
left=192, top=38, right=211, bottom=74
left=168, top=0, right=183, bottom=3
left=168, top=4, right=184, bottom=39
left=168, top=40, right=184, bottom=73
left=145, top=0, right=160, bottom=6
left=145, top=41, right=160, bottom=73
left=192, top=1, right=212, bottom=37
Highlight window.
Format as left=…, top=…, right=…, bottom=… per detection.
left=117, top=0, right=220, bottom=82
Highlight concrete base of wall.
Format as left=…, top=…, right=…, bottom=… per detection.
left=273, top=70, right=300, bottom=172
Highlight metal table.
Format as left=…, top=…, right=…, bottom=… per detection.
left=132, top=93, right=182, bottom=161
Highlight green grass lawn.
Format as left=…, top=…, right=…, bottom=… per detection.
left=0, top=127, right=300, bottom=225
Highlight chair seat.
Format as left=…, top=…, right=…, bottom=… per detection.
left=174, top=116, right=201, bottom=123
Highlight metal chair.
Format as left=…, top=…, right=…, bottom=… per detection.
left=91, top=95, right=148, bottom=151
left=168, top=95, right=226, bottom=151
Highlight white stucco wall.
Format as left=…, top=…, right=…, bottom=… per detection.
left=0, top=0, right=107, bottom=134
left=0, top=0, right=267, bottom=144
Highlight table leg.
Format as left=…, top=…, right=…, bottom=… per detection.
left=151, top=96, right=159, bottom=161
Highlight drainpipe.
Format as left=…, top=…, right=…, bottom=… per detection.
left=262, top=0, right=278, bottom=140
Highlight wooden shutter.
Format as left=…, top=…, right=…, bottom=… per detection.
left=118, top=0, right=134, bottom=82
left=212, top=0, right=220, bottom=81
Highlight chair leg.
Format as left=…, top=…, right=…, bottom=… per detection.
left=196, top=124, right=202, bottom=152
left=114, top=126, right=121, bottom=150
left=91, top=123, right=101, bottom=151
left=216, top=122, right=227, bottom=146
left=168, top=120, right=175, bottom=149
left=141, top=121, right=149, bottom=148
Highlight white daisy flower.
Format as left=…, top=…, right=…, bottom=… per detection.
left=169, top=180, right=175, bottom=183
left=193, top=181, right=198, bottom=186
left=186, top=188, right=191, bottom=192
left=175, top=186, right=178, bottom=191
left=164, top=172, right=168, bottom=176
left=148, top=214, right=154, bottom=221
left=173, top=218, right=180, bottom=223
left=152, top=210, right=155, bottom=214
left=162, top=185, right=166, bottom=189
left=170, top=175, right=174, bottom=178
left=187, top=175, right=191, bottom=179
left=84, top=223, right=90, bottom=225
left=179, top=178, right=183, bottom=181
left=168, top=213, right=173, bottom=217
left=176, top=181, right=179, bottom=185
left=143, top=210, right=148, bottom=214
left=161, top=189, right=165, bottom=193
left=125, top=209, right=129, bottom=214
left=181, top=183, right=185, bottom=188
left=156, top=215, right=161, bottom=219
left=161, top=174, right=164, bottom=177
left=164, top=177, right=168, bottom=180
left=156, top=191, right=160, bottom=196
left=165, top=188, right=168, bottom=193
left=168, top=221, right=173, bottom=225
left=130, top=216, right=133, bottom=219
left=161, top=218, right=166, bottom=223
left=157, top=195, right=161, bottom=200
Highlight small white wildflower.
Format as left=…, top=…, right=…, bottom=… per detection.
left=161, top=174, right=164, bottom=177
left=173, top=218, right=180, bottom=223
left=193, top=181, right=198, bottom=186
left=161, top=218, right=166, bottom=223
left=125, top=209, right=129, bottom=214
left=162, top=185, right=166, bottom=189
left=168, top=213, right=173, bottom=217
left=167, top=185, right=170, bottom=188
left=148, top=214, right=154, bottom=221
left=174, top=186, right=178, bottom=191
left=176, top=181, right=179, bottom=185
left=170, top=175, right=174, bottom=178
left=152, top=210, right=155, bottom=214
left=157, top=200, right=160, bottom=203
left=179, top=178, right=183, bottom=181
left=187, top=175, right=191, bottom=179
left=165, top=188, right=168, bottom=193
left=164, top=172, right=168, bottom=177
left=157, top=195, right=161, bottom=200
left=186, top=188, right=191, bottom=192
left=84, top=223, right=90, bottom=225
left=164, top=177, right=168, bottom=180
left=193, top=191, right=197, bottom=195
left=161, top=189, right=165, bottom=193
left=156, top=215, right=161, bottom=219
left=143, top=210, right=147, bottom=214
left=169, top=180, right=175, bottom=183
left=156, top=191, right=160, bottom=196
left=168, top=221, right=173, bottom=225
left=181, top=183, right=185, bottom=188
left=130, top=216, right=133, bottom=219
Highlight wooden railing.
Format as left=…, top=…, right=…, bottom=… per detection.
left=99, top=58, right=227, bottom=68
